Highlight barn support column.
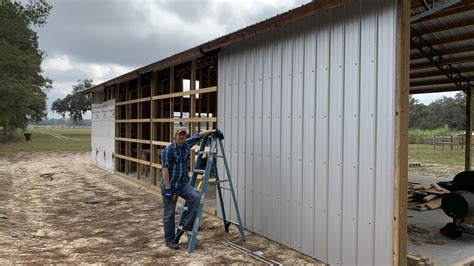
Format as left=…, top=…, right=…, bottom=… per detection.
left=466, top=88, right=472, bottom=171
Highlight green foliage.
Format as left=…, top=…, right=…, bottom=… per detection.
left=408, top=125, right=463, bottom=144
left=51, top=79, right=92, bottom=124
left=409, top=93, right=466, bottom=130
left=0, top=1, right=51, bottom=140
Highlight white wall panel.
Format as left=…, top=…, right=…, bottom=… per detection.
left=91, top=99, right=115, bottom=172
left=218, top=0, right=397, bottom=264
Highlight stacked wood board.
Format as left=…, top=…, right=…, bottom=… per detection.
left=408, top=182, right=450, bottom=211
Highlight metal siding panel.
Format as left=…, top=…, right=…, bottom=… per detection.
left=280, top=21, right=294, bottom=247
left=253, top=33, right=264, bottom=234
left=357, top=2, right=378, bottom=264
left=302, top=14, right=317, bottom=257
left=270, top=29, right=283, bottom=242
left=230, top=42, right=240, bottom=222
left=217, top=50, right=227, bottom=220
left=374, top=1, right=396, bottom=264
left=237, top=39, right=247, bottom=227
left=245, top=36, right=256, bottom=230
left=328, top=6, right=345, bottom=265
left=224, top=45, right=234, bottom=220
left=314, top=9, right=330, bottom=262
left=262, top=30, right=273, bottom=238
left=341, top=0, right=361, bottom=264
left=290, top=18, right=305, bottom=252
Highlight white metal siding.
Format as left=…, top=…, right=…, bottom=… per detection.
left=217, top=0, right=396, bottom=264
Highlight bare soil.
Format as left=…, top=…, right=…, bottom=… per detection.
left=0, top=151, right=322, bottom=264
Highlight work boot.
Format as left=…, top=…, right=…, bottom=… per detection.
left=166, top=242, right=179, bottom=250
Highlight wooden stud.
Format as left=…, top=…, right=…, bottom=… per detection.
left=190, top=59, right=197, bottom=172
left=137, top=77, right=142, bottom=180
left=115, top=84, right=120, bottom=172
left=466, top=89, right=472, bottom=171
left=126, top=81, right=131, bottom=175
left=151, top=86, right=217, bottom=100
left=170, top=67, right=175, bottom=141
left=151, top=71, right=157, bottom=186
left=152, top=117, right=217, bottom=123
left=394, top=0, right=410, bottom=265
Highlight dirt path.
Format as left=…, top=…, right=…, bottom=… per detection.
left=0, top=151, right=321, bottom=264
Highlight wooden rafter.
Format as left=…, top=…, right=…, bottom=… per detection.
left=410, top=66, right=474, bottom=79
left=410, top=76, right=474, bottom=87
left=410, top=55, right=474, bottom=70
left=411, top=45, right=474, bottom=59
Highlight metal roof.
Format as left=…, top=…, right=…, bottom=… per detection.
left=410, top=0, right=474, bottom=94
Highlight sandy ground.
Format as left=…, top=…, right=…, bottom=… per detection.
left=0, top=151, right=322, bottom=264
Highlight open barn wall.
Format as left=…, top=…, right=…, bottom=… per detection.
left=217, top=0, right=398, bottom=264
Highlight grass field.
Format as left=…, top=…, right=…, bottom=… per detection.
left=408, top=144, right=467, bottom=167
left=0, top=127, right=91, bottom=153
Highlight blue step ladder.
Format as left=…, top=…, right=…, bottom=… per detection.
left=174, top=130, right=245, bottom=253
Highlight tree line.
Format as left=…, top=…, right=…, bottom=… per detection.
left=409, top=92, right=466, bottom=130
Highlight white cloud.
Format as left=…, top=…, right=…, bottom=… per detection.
left=413, top=92, right=458, bottom=105
left=43, top=54, right=74, bottom=72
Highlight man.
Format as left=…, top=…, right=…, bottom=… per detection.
left=160, top=127, right=215, bottom=249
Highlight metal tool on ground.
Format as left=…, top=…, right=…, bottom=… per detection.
left=174, top=129, right=246, bottom=253
left=220, top=240, right=282, bottom=266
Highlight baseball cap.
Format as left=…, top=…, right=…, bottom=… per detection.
left=175, top=127, right=187, bottom=136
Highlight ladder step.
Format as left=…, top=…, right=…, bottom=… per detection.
left=219, top=187, right=231, bottom=191
left=198, top=151, right=216, bottom=155
left=216, top=179, right=229, bottom=183
left=194, top=169, right=206, bottom=174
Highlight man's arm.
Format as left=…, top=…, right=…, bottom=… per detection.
left=161, top=148, right=172, bottom=189
left=162, top=167, right=171, bottom=189
left=199, top=129, right=215, bottom=139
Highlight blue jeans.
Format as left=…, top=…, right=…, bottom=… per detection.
left=161, top=182, right=201, bottom=244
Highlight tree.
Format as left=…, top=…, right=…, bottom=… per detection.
left=0, top=0, right=52, bottom=139
left=51, top=79, right=93, bottom=124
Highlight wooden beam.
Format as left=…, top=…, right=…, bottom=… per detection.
left=151, top=86, right=217, bottom=100
left=466, top=89, right=472, bottom=171
left=150, top=71, right=157, bottom=186
left=115, top=84, right=120, bottom=172
left=409, top=85, right=463, bottom=94
left=152, top=117, right=217, bottom=123
left=116, top=119, right=150, bottom=123
left=417, top=18, right=474, bottom=35
left=126, top=81, right=131, bottom=175
left=116, top=97, right=151, bottom=106
left=411, top=45, right=474, bottom=60
left=410, top=55, right=474, bottom=70
left=394, top=0, right=410, bottom=265
left=115, top=154, right=149, bottom=166
left=410, top=77, right=474, bottom=87
left=170, top=66, right=175, bottom=141
left=412, top=3, right=474, bottom=24
left=190, top=59, right=197, bottom=172
left=410, top=32, right=474, bottom=48
left=410, top=66, right=474, bottom=79
left=115, top=137, right=150, bottom=144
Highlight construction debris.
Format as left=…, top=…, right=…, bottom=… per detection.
left=408, top=182, right=449, bottom=211
left=408, top=252, right=434, bottom=266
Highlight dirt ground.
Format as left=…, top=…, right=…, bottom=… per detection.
left=0, top=151, right=322, bottom=264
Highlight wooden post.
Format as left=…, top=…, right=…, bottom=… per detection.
left=137, top=77, right=142, bottom=180
left=126, top=82, right=131, bottom=175
left=394, top=0, right=410, bottom=265
left=170, top=67, right=175, bottom=141
left=151, top=71, right=157, bottom=186
left=466, top=88, right=472, bottom=171
left=115, top=84, right=120, bottom=172
left=190, top=59, right=197, bottom=172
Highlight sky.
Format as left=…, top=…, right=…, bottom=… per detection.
left=35, top=0, right=455, bottom=119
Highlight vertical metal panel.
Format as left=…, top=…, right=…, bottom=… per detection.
left=244, top=36, right=256, bottom=230
left=314, top=9, right=331, bottom=262
left=237, top=39, right=247, bottom=228
left=270, top=29, right=283, bottom=242
left=261, top=29, right=273, bottom=238
left=357, top=2, right=378, bottom=264
left=341, top=0, right=361, bottom=264
left=301, top=14, right=317, bottom=257
left=374, top=0, right=396, bottom=264
left=328, top=5, right=345, bottom=264
left=216, top=47, right=225, bottom=220
left=218, top=0, right=397, bottom=264
left=290, top=17, right=305, bottom=252
left=253, top=33, right=264, bottom=234
left=280, top=21, right=294, bottom=247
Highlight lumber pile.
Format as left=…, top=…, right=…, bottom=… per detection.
left=408, top=182, right=449, bottom=211
left=408, top=252, right=433, bottom=266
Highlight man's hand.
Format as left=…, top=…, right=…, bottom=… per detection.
left=214, top=128, right=224, bottom=140
left=164, top=188, right=173, bottom=200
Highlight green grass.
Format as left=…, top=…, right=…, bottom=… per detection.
left=0, top=127, right=91, bottom=153
left=408, top=144, right=467, bottom=166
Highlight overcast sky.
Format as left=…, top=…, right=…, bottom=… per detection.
left=36, top=0, right=455, bottom=119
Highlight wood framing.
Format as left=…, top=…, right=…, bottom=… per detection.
left=394, top=0, right=410, bottom=265
left=151, top=86, right=217, bottom=100
left=466, top=89, right=472, bottom=170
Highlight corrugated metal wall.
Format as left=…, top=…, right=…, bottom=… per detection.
left=217, top=0, right=397, bottom=264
